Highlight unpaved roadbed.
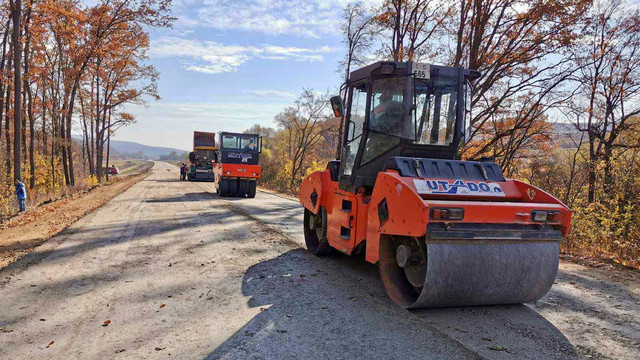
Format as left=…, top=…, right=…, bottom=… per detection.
left=0, top=166, right=152, bottom=270
left=0, top=162, right=637, bottom=359
left=223, top=173, right=640, bottom=360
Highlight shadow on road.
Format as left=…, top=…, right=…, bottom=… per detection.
left=205, top=249, right=578, bottom=360
left=146, top=192, right=215, bottom=203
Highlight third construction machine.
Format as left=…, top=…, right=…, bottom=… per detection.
left=299, top=61, right=572, bottom=308
left=214, top=132, right=262, bottom=198
left=188, top=131, right=217, bottom=181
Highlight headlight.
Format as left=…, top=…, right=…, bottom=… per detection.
left=430, top=207, right=464, bottom=221
left=531, top=210, right=560, bottom=223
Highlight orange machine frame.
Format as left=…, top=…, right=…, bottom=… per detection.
left=299, top=168, right=572, bottom=264
left=213, top=163, right=261, bottom=180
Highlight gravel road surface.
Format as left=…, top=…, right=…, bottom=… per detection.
left=0, top=161, right=637, bottom=359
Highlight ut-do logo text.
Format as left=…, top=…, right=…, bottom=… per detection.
left=414, top=179, right=505, bottom=197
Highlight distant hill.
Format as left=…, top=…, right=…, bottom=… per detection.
left=551, top=122, right=584, bottom=149
left=109, top=140, right=188, bottom=160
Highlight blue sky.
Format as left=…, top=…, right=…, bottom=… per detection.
left=115, top=0, right=380, bottom=150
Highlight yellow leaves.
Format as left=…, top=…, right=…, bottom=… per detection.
left=87, top=175, right=99, bottom=188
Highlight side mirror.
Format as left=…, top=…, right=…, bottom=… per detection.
left=330, top=95, right=344, bottom=117
left=258, top=137, right=263, bottom=153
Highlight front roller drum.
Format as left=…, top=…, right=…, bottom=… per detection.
left=379, top=235, right=559, bottom=308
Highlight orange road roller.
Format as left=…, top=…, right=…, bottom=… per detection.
left=214, top=132, right=262, bottom=198
left=298, top=61, right=572, bottom=308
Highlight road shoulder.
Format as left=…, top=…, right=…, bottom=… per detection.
left=0, top=164, right=153, bottom=270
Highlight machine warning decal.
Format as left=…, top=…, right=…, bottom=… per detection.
left=413, top=179, right=506, bottom=197
left=228, top=152, right=253, bottom=159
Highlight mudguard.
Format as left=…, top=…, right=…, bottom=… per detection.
left=299, top=170, right=330, bottom=215
left=366, top=172, right=429, bottom=263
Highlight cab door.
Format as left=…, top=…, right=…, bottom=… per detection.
left=339, top=82, right=368, bottom=187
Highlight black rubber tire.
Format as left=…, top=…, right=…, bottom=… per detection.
left=247, top=181, right=257, bottom=198
left=219, top=179, right=228, bottom=197
left=238, top=179, right=248, bottom=197
left=228, top=179, right=238, bottom=197
left=303, top=208, right=333, bottom=256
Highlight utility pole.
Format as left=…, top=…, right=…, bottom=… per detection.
left=10, top=0, right=22, bottom=182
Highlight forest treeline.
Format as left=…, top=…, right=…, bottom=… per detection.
left=0, top=0, right=173, bottom=217
left=1, top=0, right=638, bottom=267
left=250, top=0, right=640, bottom=268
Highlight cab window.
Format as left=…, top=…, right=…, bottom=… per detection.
left=240, top=136, right=258, bottom=151
left=222, top=135, right=238, bottom=149
left=416, top=76, right=458, bottom=146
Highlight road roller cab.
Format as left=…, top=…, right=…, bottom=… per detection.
left=298, top=61, right=572, bottom=308
left=214, top=132, right=262, bottom=197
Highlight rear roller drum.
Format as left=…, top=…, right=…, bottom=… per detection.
left=303, top=208, right=333, bottom=256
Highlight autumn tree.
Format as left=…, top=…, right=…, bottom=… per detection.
left=42, top=0, right=172, bottom=185
left=448, top=0, right=590, bottom=170
left=374, top=0, right=450, bottom=61
left=9, top=0, right=21, bottom=182
left=569, top=0, right=640, bottom=202
left=87, top=18, right=160, bottom=181
left=337, top=2, right=375, bottom=157
left=274, top=89, right=336, bottom=189
left=0, top=0, right=172, bottom=217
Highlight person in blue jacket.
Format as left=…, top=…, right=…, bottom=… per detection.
left=14, top=179, right=27, bottom=212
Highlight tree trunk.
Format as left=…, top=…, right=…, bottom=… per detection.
left=60, top=113, right=69, bottom=185
left=95, top=59, right=102, bottom=180
left=0, top=19, right=10, bottom=149
left=65, top=78, right=81, bottom=186
left=27, top=83, right=34, bottom=189
left=587, top=137, right=596, bottom=203
left=4, top=81, right=11, bottom=181
left=105, top=109, right=111, bottom=182
left=41, top=84, right=46, bottom=155
left=23, top=1, right=34, bottom=188
left=11, top=0, right=21, bottom=182
left=50, top=99, right=55, bottom=188
left=66, top=109, right=74, bottom=186
left=602, top=144, right=613, bottom=197
left=28, top=89, right=34, bottom=188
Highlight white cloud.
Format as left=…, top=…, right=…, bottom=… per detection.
left=150, top=36, right=337, bottom=74
left=247, top=90, right=296, bottom=99
left=173, top=0, right=383, bottom=37
left=115, top=101, right=289, bottom=148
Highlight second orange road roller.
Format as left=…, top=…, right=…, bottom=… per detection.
left=214, top=131, right=262, bottom=198
left=298, top=61, right=572, bottom=308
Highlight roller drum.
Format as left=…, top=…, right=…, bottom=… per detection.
left=379, top=236, right=560, bottom=308
left=410, top=241, right=559, bottom=308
